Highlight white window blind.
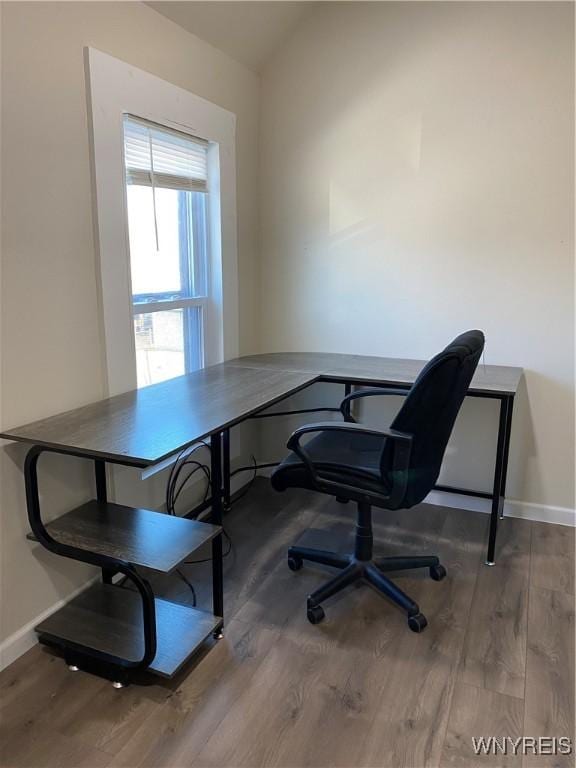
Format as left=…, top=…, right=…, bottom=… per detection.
left=123, top=116, right=208, bottom=192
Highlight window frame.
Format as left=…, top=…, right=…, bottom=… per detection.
left=86, top=47, right=239, bottom=398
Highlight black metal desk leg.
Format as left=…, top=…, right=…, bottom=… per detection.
left=486, top=396, right=509, bottom=565
left=222, top=428, right=231, bottom=512
left=498, top=395, right=514, bottom=519
left=95, top=461, right=107, bottom=502
left=344, top=382, right=353, bottom=420
left=210, top=433, right=224, bottom=625
left=95, top=461, right=114, bottom=585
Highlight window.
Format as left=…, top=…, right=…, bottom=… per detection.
left=87, top=48, right=238, bottom=399
left=123, top=117, right=209, bottom=388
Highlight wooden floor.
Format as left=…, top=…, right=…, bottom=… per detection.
left=1, top=480, right=574, bottom=768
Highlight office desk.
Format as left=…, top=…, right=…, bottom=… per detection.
left=0, top=352, right=523, bottom=682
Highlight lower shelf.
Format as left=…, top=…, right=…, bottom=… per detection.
left=35, top=583, right=221, bottom=678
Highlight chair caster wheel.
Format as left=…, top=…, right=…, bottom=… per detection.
left=408, top=613, right=428, bottom=633
left=430, top=564, right=447, bottom=581
left=307, top=605, right=325, bottom=625
left=288, top=555, right=303, bottom=572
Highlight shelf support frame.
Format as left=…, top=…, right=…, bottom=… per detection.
left=210, top=433, right=224, bottom=622
left=24, top=444, right=157, bottom=673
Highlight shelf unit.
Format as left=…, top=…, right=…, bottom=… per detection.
left=32, top=499, right=222, bottom=678
left=22, top=442, right=225, bottom=685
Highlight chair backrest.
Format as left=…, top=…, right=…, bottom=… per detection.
left=382, top=330, right=485, bottom=508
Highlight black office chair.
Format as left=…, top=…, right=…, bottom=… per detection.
left=271, top=330, right=485, bottom=632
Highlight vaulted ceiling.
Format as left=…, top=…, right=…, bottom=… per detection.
left=148, top=2, right=317, bottom=72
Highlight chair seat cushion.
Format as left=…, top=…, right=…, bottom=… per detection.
left=271, top=428, right=389, bottom=495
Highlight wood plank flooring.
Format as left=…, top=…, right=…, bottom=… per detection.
left=1, top=480, right=574, bottom=768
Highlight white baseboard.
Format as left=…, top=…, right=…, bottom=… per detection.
left=425, top=490, right=576, bottom=527
left=0, top=574, right=103, bottom=673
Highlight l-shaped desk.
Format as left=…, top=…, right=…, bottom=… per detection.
left=0, top=352, right=523, bottom=684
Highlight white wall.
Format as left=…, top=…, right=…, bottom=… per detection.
left=258, top=1, right=575, bottom=514
left=0, top=1, right=260, bottom=659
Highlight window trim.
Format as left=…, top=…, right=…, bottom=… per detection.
left=86, top=47, right=239, bottom=398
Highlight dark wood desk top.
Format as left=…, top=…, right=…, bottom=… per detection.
left=0, top=363, right=315, bottom=466
left=229, top=352, right=523, bottom=396
left=0, top=352, right=523, bottom=466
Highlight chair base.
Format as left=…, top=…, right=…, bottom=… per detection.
left=287, top=545, right=446, bottom=633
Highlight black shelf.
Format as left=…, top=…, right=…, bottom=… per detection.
left=19, top=440, right=226, bottom=684
left=27, top=500, right=220, bottom=573
left=36, top=583, right=222, bottom=678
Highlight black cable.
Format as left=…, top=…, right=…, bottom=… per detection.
left=166, top=443, right=195, bottom=512
left=167, top=441, right=210, bottom=508
left=184, top=526, right=233, bottom=565
left=172, top=462, right=210, bottom=512
left=171, top=457, right=209, bottom=504
left=166, top=441, right=211, bottom=516
left=169, top=448, right=257, bottom=587
left=230, top=460, right=280, bottom=477
left=229, top=455, right=258, bottom=506
left=183, top=555, right=213, bottom=565
left=181, top=456, right=256, bottom=568
left=176, top=568, right=197, bottom=606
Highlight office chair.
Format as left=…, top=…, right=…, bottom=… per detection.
left=271, top=330, right=485, bottom=632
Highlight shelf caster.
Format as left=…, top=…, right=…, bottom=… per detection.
left=429, top=564, right=447, bottom=581
left=287, top=555, right=303, bottom=572
left=307, top=604, right=325, bottom=625
left=407, top=612, right=428, bottom=633
left=68, top=664, right=80, bottom=672
left=112, top=680, right=125, bottom=689
left=213, top=628, right=224, bottom=640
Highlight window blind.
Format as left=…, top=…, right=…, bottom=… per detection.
left=123, top=116, right=208, bottom=192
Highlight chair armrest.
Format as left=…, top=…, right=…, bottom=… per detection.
left=286, top=421, right=412, bottom=507
left=340, top=387, right=409, bottom=421
left=287, top=420, right=412, bottom=446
